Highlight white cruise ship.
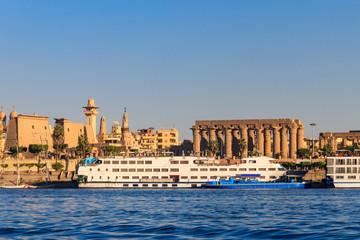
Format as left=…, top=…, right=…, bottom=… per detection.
left=77, top=156, right=286, bottom=188
left=327, top=156, right=360, bottom=188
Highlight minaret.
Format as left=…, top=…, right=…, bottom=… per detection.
left=121, top=108, right=131, bottom=147
left=83, top=98, right=99, bottom=137
left=97, top=116, right=108, bottom=143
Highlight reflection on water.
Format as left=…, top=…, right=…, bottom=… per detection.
left=0, top=189, right=360, bottom=239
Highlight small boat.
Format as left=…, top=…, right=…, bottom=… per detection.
left=202, top=176, right=309, bottom=189
left=0, top=185, right=28, bottom=189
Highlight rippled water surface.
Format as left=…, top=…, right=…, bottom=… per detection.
left=1, top=189, right=360, bottom=239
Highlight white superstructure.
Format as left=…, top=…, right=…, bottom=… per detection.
left=326, top=156, right=360, bottom=188
left=77, top=156, right=286, bottom=188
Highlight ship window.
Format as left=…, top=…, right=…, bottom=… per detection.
left=347, top=159, right=352, bottom=165
left=161, top=176, right=168, bottom=179
left=113, top=161, right=119, bottom=164
left=129, top=161, right=136, bottom=164
left=249, top=168, right=256, bottom=171
left=121, top=169, right=128, bottom=172
left=327, top=167, right=334, bottom=174
left=98, top=168, right=100, bottom=171
left=145, top=169, right=152, bottom=172
left=129, top=168, right=136, bottom=172
left=229, top=168, right=237, bottom=171
left=161, top=168, right=168, bottom=172
left=258, top=168, right=266, bottom=171
left=170, top=168, right=179, bottom=172
left=220, top=168, right=227, bottom=171
left=191, top=176, right=198, bottom=179
left=154, top=168, right=160, bottom=172
left=121, top=161, right=127, bottom=164
left=162, top=184, right=168, bottom=187
left=336, top=176, right=344, bottom=179
left=270, top=176, right=277, bottom=179
left=200, top=176, right=207, bottom=179
left=239, top=168, right=246, bottom=171
left=243, top=160, right=247, bottom=163
left=91, top=176, right=94, bottom=179
left=123, top=176, right=129, bottom=179
left=137, top=161, right=144, bottom=164
left=347, top=167, right=352, bottom=173
left=152, top=184, right=158, bottom=187
left=209, top=168, right=217, bottom=171
left=137, top=168, right=144, bottom=172
left=249, top=160, right=256, bottom=163
left=132, top=176, right=139, bottom=179
left=104, top=161, right=111, bottom=164
left=145, top=161, right=152, bottom=164
left=106, top=169, right=108, bottom=171
left=152, top=176, right=159, bottom=179
left=108, top=176, right=110, bottom=180
left=99, top=176, right=102, bottom=179
left=172, top=184, right=177, bottom=187
left=123, top=184, right=129, bottom=187
left=142, top=176, right=149, bottom=179
left=180, top=161, right=189, bottom=164
left=133, top=184, right=138, bottom=187
left=143, top=184, right=148, bottom=187
left=170, top=161, right=179, bottom=164
left=327, top=159, right=334, bottom=165
left=335, top=167, right=345, bottom=173
left=181, top=176, right=188, bottom=179
left=191, top=184, right=197, bottom=188
left=353, top=159, right=357, bottom=165
left=348, top=176, right=356, bottom=179
left=260, top=176, right=265, bottom=179
left=190, top=168, right=198, bottom=171
left=268, top=168, right=276, bottom=171
left=200, top=168, right=208, bottom=171
left=90, top=168, right=92, bottom=171
left=336, top=159, right=345, bottom=165
left=353, top=167, right=357, bottom=173
left=116, top=176, right=118, bottom=179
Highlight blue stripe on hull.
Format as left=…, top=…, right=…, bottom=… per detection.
left=203, top=183, right=307, bottom=189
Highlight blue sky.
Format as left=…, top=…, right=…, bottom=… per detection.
left=0, top=1, right=359, bottom=140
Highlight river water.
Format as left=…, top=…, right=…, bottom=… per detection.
left=1, top=189, right=360, bottom=239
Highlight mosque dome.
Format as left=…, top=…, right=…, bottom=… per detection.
left=0, top=106, right=5, bottom=121
left=10, top=106, right=18, bottom=119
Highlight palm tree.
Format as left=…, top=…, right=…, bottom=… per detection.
left=237, top=138, right=247, bottom=159
left=52, top=126, right=64, bottom=163
left=77, top=134, right=92, bottom=158
left=208, top=140, right=219, bottom=157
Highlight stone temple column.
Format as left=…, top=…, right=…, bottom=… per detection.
left=273, top=126, right=281, bottom=157
left=200, top=129, right=208, bottom=153
left=240, top=125, right=248, bottom=158
left=290, top=126, right=297, bottom=159
left=216, top=129, right=224, bottom=157
left=209, top=128, right=216, bottom=142
left=297, top=125, right=305, bottom=150
left=248, top=129, right=255, bottom=152
left=281, top=127, right=288, bottom=158
left=257, top=127, right=264, bottom=156
left=232, top=128, right=240, bottom=157
left=192, top=127, right=201, bottom=156
left=225, top=128, right=232, bottom=158
left=264, top=128, right=272, bottom=157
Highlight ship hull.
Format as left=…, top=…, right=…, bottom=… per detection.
left=202, top=182, right=308, bottom=189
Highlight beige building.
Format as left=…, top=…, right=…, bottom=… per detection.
left=319, top=131, right=360, bottom=151
left=54, top=118, right=96, bottom=149
left=5, top=108, right=54, bottom=154
left=192, top=119, right=305, bottom=159
left=136, top=128, right=157, bottom=151
left=156, top=127, right=179, bottom=150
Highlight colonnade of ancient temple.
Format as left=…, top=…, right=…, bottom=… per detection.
left=319, top=131, right=360, bottom=152
left=191, top=119, right=305, bottom=159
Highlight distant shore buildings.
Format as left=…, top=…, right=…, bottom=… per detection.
left=0, top=99, right=181, bottom=158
